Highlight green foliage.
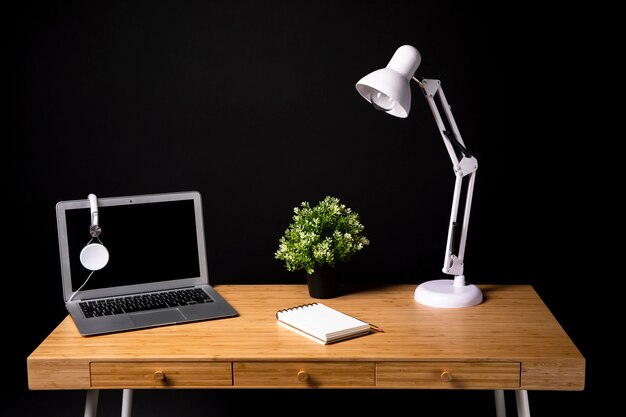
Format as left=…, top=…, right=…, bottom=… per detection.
left=275, top=196, right=369, bottom=275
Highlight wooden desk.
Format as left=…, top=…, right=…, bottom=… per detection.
left=27, top=285, right=584, bottom=416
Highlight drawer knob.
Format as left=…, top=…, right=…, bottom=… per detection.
left=297, top=370, right=309, bottom=382
left=440, top=371, right=452, bottom=382
left=153, top=370, right=165, bottom=381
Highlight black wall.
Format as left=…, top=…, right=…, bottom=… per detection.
left=8, top=1, right=602, bottom=415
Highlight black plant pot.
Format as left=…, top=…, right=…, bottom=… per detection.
left=306, top=266, right=340, bottom=299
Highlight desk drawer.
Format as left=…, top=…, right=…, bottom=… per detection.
left=377, top=362, right=520, bottom=389
left=91, top=362, right=232, bottom=388
left=234, top=362, right=376, bottom=387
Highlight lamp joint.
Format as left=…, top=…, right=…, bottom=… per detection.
left=443, top=254, right=464, bottom=276
left=454, top=156, right=478, bottom=177
left=420, top=78, right=441, bottom=97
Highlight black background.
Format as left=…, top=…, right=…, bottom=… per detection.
left=8, top=1, right=606, bottom=416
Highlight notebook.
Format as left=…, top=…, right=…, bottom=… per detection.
left=276, top=303, right=371, bottom=344
left=56, top=190, right=238, bottom=336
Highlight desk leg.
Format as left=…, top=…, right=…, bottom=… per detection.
left=515, top=390, right=530, bottom=417
left=121, top=389, right=133, bottom=417
left=494, top=390, right=506, bottom=417
left=84, top=390, right=99, bottom=417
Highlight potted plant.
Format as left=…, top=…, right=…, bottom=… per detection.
left=275, top=196, right=369, bottom=298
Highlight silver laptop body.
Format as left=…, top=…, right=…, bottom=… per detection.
left=56, top=190, right=238, bottom=336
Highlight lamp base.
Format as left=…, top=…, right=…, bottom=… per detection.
left=414, top=279, right=483, bottom=308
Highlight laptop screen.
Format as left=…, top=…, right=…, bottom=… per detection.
left=64, top=199, right=201, bottom=293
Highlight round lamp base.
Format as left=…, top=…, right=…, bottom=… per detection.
left=414, top=279, right=483, bottom=308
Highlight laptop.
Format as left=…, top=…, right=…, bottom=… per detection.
left=56, top=190, right=238, bottom=336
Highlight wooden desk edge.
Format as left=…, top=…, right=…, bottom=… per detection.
left=27, top=357, right=585, bottom=391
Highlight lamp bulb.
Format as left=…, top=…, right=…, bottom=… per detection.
left=370, top=92, right=395, bottom=112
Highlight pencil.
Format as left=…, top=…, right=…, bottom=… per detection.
left=369, top=323, right=383, bottom=332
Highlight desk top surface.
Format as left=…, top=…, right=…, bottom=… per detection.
left=29, top=284, right=583, bottom=364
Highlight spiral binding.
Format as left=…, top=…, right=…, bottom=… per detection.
left=275, top=302, right=319, bottom=318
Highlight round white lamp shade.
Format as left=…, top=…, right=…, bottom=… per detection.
left=355, top=45, right=422, bottom=118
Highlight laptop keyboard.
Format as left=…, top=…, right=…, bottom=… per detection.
left=78, top=288, right=213, bottom=318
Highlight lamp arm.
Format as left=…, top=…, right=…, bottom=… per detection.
left=414, top=78, right=478, bottom=284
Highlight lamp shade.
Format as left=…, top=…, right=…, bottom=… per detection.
left=355, top=45, right=421, bottom=118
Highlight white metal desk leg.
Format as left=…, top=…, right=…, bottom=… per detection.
left=494, top=390, right=507, bottom=417
left=121, top=389, right=133, bottom=417
left=515, top=390, right=530, bottom=417
left=84, top=390, right=99, bottom=417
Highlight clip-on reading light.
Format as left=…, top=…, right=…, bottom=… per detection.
left=69, top=194, right=109, bottom=301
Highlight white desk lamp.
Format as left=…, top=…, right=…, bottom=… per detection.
left=356, top=45, right=482, bottom=308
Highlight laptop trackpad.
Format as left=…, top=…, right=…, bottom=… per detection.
left=129, top=309, right=186, bottom=327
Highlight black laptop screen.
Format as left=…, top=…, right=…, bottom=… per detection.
left=65, top=199, right=200, bottom=292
